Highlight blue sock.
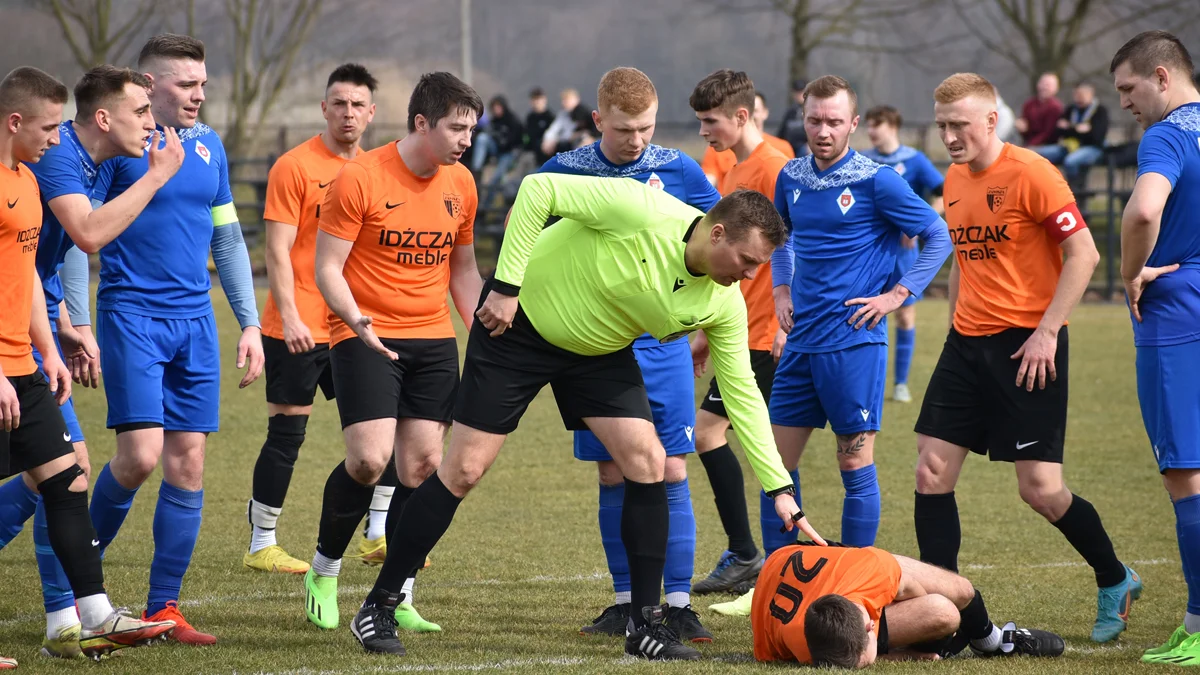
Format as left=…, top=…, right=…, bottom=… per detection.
left=841, top=464, right=881, bottom=547
left=89, top=463, right=139, bottom=551
left=147, top=481, right=203, bottom=616
left=0, top=476, right=39, bottom=549
left=894, top=328, right=915, bottom=386
left=1175, top=494, right=1200, bottom=615
left=598, top=483, right=630, bottom=597
left=33, top=499, right=76, bottom=613
left=664, top=479, right=696, bottom=597
left=761, top=469, right=801, bottom=557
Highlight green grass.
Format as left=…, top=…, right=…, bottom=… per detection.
left=0, top=291, right=1180, bottom=673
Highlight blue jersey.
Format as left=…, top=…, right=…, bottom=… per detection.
left=861, top=145, right=944, bottom=198
left=1134, top=102, right=1200, bottom=347
left=93, top=123, right=235, bottom=319
left=26, top=122, right=96, bottom=320
left=774, top=150, right=939, bottom=352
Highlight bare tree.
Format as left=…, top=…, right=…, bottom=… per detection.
left=45, top=0, right=159, bottom=69
left=223, top=0, right=324, bottom=162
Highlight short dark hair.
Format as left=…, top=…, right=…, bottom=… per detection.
left=0, top=66, right=68, bottom=117
left=407, top=71, right=483, bottom=133
left=865, top=105, right=902, bottom=129
left=755, top=90, right=769, bottom=106
left=74, top=65, right=151, bottom=123
left=1111, top=30, right=1195, bottom=78
left=804, top=75, right=858, bottom=116
left=805, top=595, right=868, bottom=669
left=689, top=69, right=756, bottom=116
left=138, top=34, right=205, bottom=68
left=707, top=189, right=787, bottom=247
left=326, top=63, right=377, bottom=93
left=529, top=87, right=545, bottom=99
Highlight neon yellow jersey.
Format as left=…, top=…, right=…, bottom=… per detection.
left=496, top=173, right=791, bottom=493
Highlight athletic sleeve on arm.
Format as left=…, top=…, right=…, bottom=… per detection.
left=60, top=245, right=90, bottom=326
left=1025, top=159, right=1086, bottom=243
left=681, top=154, right=721, bottom=211
left=897, top=218, right=952, bottom=296
left=263, top=153, right=305, bottom=226
left=317, top=162, right=369, bottom=242
left=1136, top=125, right=1184, bottom=189
left=874, top=167, right=940, bottom=237
left=27, top=145, right=86, bottom=201
left=703, top=294, right=792, bottom=493
left=772, top=168, right=795, bottom=288
left=211, top=222, right=259, bottom=329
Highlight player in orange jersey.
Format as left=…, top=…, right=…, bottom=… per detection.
left=701, top=90, right=794, bottom=186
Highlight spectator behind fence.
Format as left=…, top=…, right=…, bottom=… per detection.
left=476, top=95, right=524, bottom=208
left=1034, top=81, right=1109, bottom=187
left=541, top=88, right=596, bottom=156
left=526, top=87, right=555, bottom=165
left=1015, top=72, right=1063, bottom=145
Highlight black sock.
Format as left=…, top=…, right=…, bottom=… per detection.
left=622, top=478, right=668, bottom=629
left=959, top=590, right=994, bottom=640
left=378, top=454, right=398, bottom=488
left=914, top=491, right=961, bottom=573
left=385, top=482, right=416, bottom=551
left=252, top=414, right=307, bottom=508
left=1051, top=494, right=1126, bottom=588
left=38, top=465, right=105, bottom=599
left=699, top=444, right=758, bottom=560
left=372, top=473, right=462, bottom=596
left=315, top=461, right=374, bottom=560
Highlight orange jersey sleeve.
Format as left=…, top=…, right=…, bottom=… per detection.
left=263, top=151, right=305, bottom=227
left=0, top=165, right=43, bottom=377
left=752, top=545, right=901, bottom=664
left=719, top=142, right=790, bottom=351
left=701, top=146, right=737, bottom=186
left=764, top=133, right=796, bottom=159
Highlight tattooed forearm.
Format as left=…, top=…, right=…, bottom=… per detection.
left=836, top=433, right=866, bottom=456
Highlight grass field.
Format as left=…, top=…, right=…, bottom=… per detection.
left=0, top=291, right=1181, bottom=674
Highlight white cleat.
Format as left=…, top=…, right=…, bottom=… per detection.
left=892, top=383, right=912, bottom=403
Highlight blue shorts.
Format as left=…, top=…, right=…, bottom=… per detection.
left=770, top=342, right=887, bottom=434
left=574, top=336, right=696, bottom=461
left=97, top=310, right=221, bottom=433
left=1137, top=340, right=1200, bottom=473
left=30, top=325, right=84, bottom=444
left=894, top=246, right=921, bottom=307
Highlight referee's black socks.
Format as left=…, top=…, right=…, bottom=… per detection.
left=914, top=491, right=961, bottom=573
left=622, top=478, right=668, bottom=629
left=372, top=473, right=461, bottom=599
left=1052, top=493, right=1126, bottom=588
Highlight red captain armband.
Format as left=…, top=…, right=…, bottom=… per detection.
left=1039, top=202, right=1087, bottom=244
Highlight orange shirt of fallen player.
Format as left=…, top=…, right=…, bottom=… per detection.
left=0, top=162, right=43, bottom=377
left=318, top=142, right=476, bottom=346
left=261, top=136, right=350, bottom=344
left=718, top=141, right=790, bottom=351
left=702, top=133, right=794, bottom=186
left=752, top=545, right=901, bottom=664
left=945, top=143, right=1086, bottom=336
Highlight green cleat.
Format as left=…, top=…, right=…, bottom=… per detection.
left=304, top=569, right=339, bottom=629
left=709, top=588, right=754, bottom=617
left=40, top=623, right=85, bottom=660
left=1144, top=626, right=1196, bottom=664
left=394, top=603, right=441, bottom=633
left=1147, top=630, right=1200, bottom=666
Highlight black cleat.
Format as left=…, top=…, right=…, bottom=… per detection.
left=580, top=603, right=629, bottom=636
left=972, top=622, right=1065, bottom=658
left=693, top=551, right=764, bottom=595
left=351, top=590, right=406, bottom=655
left=665, top=605, right=712, bottom=643
left=624, top=605, right=702, bottom=661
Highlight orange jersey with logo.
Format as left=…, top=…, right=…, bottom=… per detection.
left=718, top=141, right=790, bottom=351
left=752, top=545, right=901, bottom=664
left=945, top=144, right=1085, bottom=336
left=261, top=136, right=349, bottom=343
left=701, top=133, right=795, bottom=186
left=0, top=163, right=43, bottom=377
left=318, top=143, right=476, bottom=346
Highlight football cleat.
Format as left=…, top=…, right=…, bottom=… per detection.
left=1092, top=566, right=1142, bottom=643
left=693, top=550, right=764, bottom=595
left=1143, top=625, right=1191, bottom=663
left=79, top=608, right=174, bottom=659
left=580, top=603, right=629, bottom=636
left=665, top=605, right=712, bottom=643
left=304, top=568, right=340, bottom=629
left=970, top=622, right=1064, bottom=658
left=243, top=544, right=310, bottom=575
left=709, top=588, right=754, bottom=617
left=143, top=601, right=216, bottom=646
left=40, top=622, right=85, bottom=660
left=624, top=605, right=701, bottom=661
left=351, top=590, right=405, bottom=655
left=394, top=603, right=441, bottom=633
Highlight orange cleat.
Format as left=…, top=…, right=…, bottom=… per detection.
left=143, top=601, right=216, bottom=646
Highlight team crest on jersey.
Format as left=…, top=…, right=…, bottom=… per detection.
left=194, top=140, right=211, bottom=165
left=987, top=186, right=1007, bottom=213
left=443, top=192, right=462, bottom=218
left=646, top=172, right=664, bottom=190
left=837, top=187, right=855, bottom=215
left=894, top=161, right=907, bottom=176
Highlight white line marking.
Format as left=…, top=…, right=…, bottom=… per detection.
left=245, top=657, right=588, bottom=675
left=961, top=557, right=1172, bottom=571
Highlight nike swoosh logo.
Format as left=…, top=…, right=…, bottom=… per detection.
left=63, top=432, right=71, bottom=442
left=1015, top=440, right=1038, bottom=450
left=385, top=201, right=405, bottom=209
left=947, top=199, right=960, bottom=207
left=6, top=198, right=17, bottom=209
left=91, top=539, right=99, bottom=547
left=707, top=393, right=722, bottom=402
left=318, top=181, right=331, bottom=188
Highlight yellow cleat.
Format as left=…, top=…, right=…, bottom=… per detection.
left=347, top=536, right=432, bottom=568
left=709, top=588, right=754, bottom=617
left=243, top=545, right=311, bottom=575
left=40, top=622, right=85, bottom=660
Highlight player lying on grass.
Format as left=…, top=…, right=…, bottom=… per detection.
left=752, top=542, right=1065, bottom=668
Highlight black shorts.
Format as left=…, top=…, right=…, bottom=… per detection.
left=454, top=304, right=653, bottom=435
left=263, top=336, right=335, bottom=406
left=699, top=349, right=776, bottom=420
left=0, top=373, right=75, bottom=479
left=915, top=327, right=1068, bottom=463
left=329, top=336, right=459, bottom=429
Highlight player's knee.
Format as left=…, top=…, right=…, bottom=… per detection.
left=345, top=454, right=388, bottom=486
left=1017, top=481, right=1064, bottom=518
left=664, top=456, right=688, bottom=483
left=947, top=575, right=976, bottom=609
left=403, top=451, right=441, bottom=485
left=928, top=595, right=961, bottom=636
left=37, top=464, right=87, bottom=499
left=694, top=416, right=728, bottom=451
left=123, top=451, right=161, bottom=484
left=915, top=458, right=951, bottom=494
left=441, top=461, right=486, bottom=497
left=596, top=461, right=624, bottom=487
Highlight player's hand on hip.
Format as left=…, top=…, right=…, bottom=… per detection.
left=773, top=285, right=794, bottom=333
left=772, top=328, right=787, bottom=362
left=353, top=316, right=398, bottom=360
left=147, top=127, right=185, bottom=184
left=1125, top=263, right=1179, bottom=323
left=42, top=354, right=72, bottom=407
left=690, top=331, right=710, bottom=377
left=282, top=317, right=316, bottom=354
left=236, top=326, right=266, bottom=388
left=0, top=376, right=20, bottom=431
left=845, top=285, right=910, bottom=330
left=1011, top=326, right=1058, bottom=391
left=476, top=291, right=519, bottom=337
left=774, top=493, right=827, bottom=546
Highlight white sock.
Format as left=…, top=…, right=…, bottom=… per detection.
left=45, top=607, right=79, bottom=639
left=367, top=486, right=394, bottom=540
left=1185, top=613, right=1200, bottom=634
left=248, top=500, right=281, bottom=553
left=970, top=623, right=1003, bottom=652
left=401, top=577, right=415, bottom=605
left=76, top=594, right=115, bottom=629
left=249, top=525, right=277, bottom=553
left=665, top=592, right=690, bottom=609
left=615, top=591, right=632, bottom=605
left=311, top=551, right=342, bottom=578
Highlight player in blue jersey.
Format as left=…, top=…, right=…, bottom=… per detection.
left=536, top=67, right=720, bottom=642
left=712, top=76, right=952, bottom=617
left=1112, top=31, right=1200, bottom=665
left=87, top=34, right=263, bottom=646
left=862, top=105, right=944, bottom=404
left=0, top=64, right=183, bottom=659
